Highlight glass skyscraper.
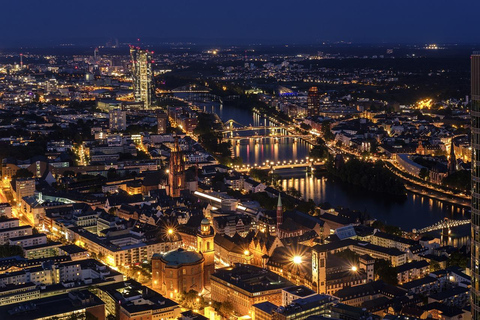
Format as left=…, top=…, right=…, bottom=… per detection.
left=472, top=52, right=480, bottom=318
left=130, top=46, right=155, bottom=109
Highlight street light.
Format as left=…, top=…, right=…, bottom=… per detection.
left=293, top=255, right=302, bottom=264
left=351, top=266, right=358, bottom=272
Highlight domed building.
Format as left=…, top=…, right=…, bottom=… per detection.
left=152, top=248, right=205, bottom=299
left=152, top=218, right=215, bottom=298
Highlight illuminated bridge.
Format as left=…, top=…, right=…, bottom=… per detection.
left=413, top=219, right=470, bottom=234
left=226, top=134, right=311, bottom=142
left=234, top=160, right=324, bottom=172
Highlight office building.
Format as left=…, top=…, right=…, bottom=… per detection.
left=211, top=264, right=293, bottom=315
left=130, top=46, right=155, bottom=108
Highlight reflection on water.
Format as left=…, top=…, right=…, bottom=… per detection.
left=278, top=172, right=470, bottom=232
left=231, top=138, right=311, bottom=166
left=193, top=98, right=471, bottom=234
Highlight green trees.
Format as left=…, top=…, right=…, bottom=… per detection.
left=249, top=168, right=270, bottom=183
left=442, top=170, right=470, bottom=192
left=179, top=290, right=204, bottom=310
left=194, top=113, right=233, bottom=162
left=321, top=121, right=335, bottom=141
left=419, top=167, right=429, bottom=181
left=374, top=259, right=398, bottom=285
left=12, top=168, right=34, bottom=179
left=309, top=138, right=330, bottom=161
left=328, top=158, right=406, bottom=197
left=430, top=261, right=441, bottom=272
left=0, top=244, right=24, bottom=258
left=212, top=300, right=234, bottom=318
left=286, top=187, right=302, bottom=199
left=447, top=251, right=468, bottom=269
left=371, top=220, right=402, bottom=236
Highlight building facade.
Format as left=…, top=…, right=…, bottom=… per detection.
left=307, top=87, right=320, bottom=117
left=109, top=109, right=127, bottom=131
left=152, top=248, right=205, bottom=299
left=130, top=46, right=155, bottom=109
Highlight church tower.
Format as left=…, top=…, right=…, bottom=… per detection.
left=448, top=140, right=456, bottom=174
left=311, top=246, right=326, bottom=294
left=169, top=137, right=185, bottom=197
left=197, top=218, right=215, bottom=286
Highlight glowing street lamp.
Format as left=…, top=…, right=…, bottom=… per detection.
left=293, top=255, right=302, bottom=264
left=351, top=266, right=358, bottom=272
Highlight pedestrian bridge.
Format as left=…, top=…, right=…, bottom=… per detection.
left=413, top=218, right=470, bottom=234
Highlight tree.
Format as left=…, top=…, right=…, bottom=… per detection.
left=309, top=143, right=329, bottom=161
left=179, top=290, right=204, bottom=310
left=442, top=170, right=470, bottom=192
left=300, top=123, right=312, bottom=131
left=13, top=168, right=33, bottom=179
left=419, top=167, right=429, bottom=181
left=430, top=260, right=441, bottom=272
left=374, top=259, right=398, bottom=285
left=212, top=300, right=234, bottom=318
left=107, top=168, right=119, bottom=180
left=286, top=187, right=302, bottom=199
left=249, top=168, right=269, bottom=183
left=447, top=251, right=468, bottom=269
left=321, top=121, right=335, bottom=141
left=371, top=220, right=402, bottom=236
left=63, top=170, right=76, bottom=178
left=0, top=244, right=24, bottom=258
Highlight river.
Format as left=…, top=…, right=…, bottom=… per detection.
left=181, top=95, right=471, bottom=236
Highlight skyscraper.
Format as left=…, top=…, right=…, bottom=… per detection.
left=471, top=52, right=480, bottom=318
left=130, top=46, right=155, bottom=109
left=307, top=86, right=320, bottom=117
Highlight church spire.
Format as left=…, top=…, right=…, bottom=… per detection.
left=276, top=194, right=283, bottom=235
left=448, top=139, right=456, bottom=174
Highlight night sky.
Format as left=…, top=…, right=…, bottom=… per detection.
left=2, top=0, right=480, bottom=46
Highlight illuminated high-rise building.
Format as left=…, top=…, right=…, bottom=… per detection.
left=130, top=46, right=155, bottom=109
left=472, top=52, right=480, bottom=318
left=307, top=86, right=320, bottom=117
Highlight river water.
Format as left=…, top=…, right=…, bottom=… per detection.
left=188, top=97, right=470, bottom=236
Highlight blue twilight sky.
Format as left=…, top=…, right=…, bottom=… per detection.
left=1, top=0, right=479, bottom=46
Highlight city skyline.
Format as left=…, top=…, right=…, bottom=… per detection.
left=0, top=4, right=476, bottom=319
